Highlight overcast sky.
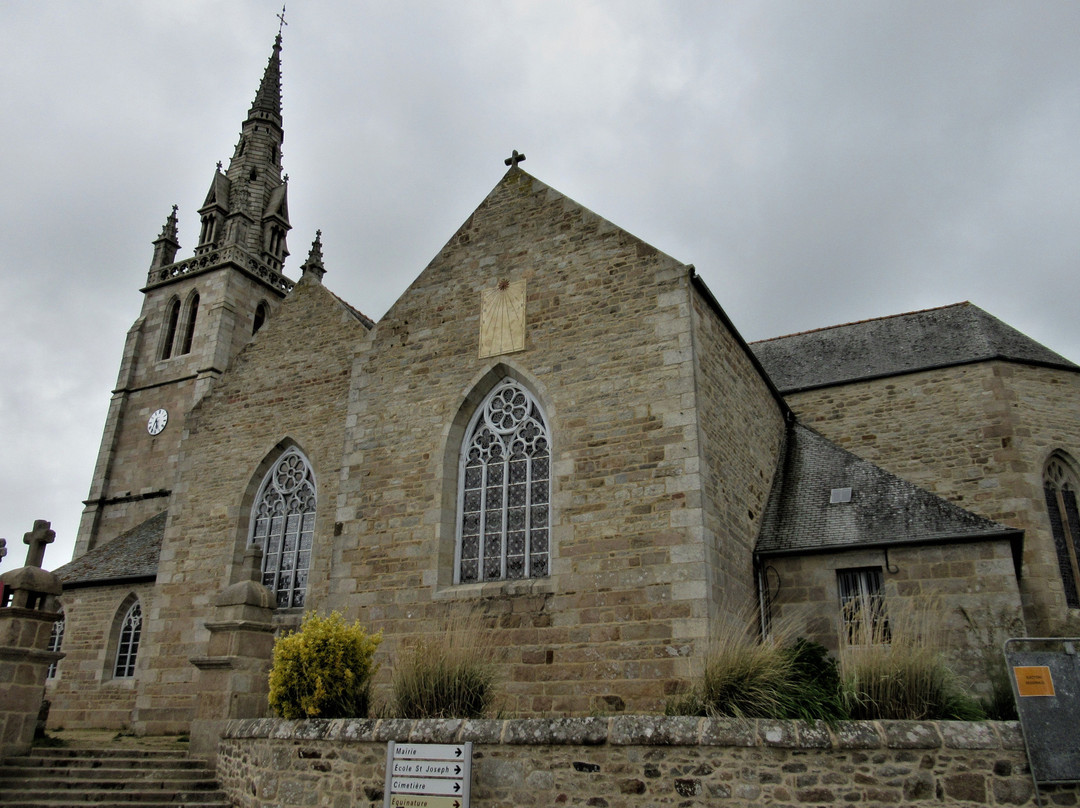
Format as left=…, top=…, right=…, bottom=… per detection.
left=2, top=1, right=1078, bottom=573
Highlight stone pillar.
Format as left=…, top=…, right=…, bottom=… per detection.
left=0, top=521, right=63, bottom=758
left=189, top=545, right=276, bottom=763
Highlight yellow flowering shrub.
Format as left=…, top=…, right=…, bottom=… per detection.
left=268, top=611, right=381, bottom=719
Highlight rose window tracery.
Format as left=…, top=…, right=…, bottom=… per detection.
left=250, top=448, right=316, bottom=607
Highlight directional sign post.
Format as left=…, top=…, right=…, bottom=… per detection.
left=384, top=741, right=472, bottom=808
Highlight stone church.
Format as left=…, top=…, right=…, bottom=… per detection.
left=42, top=35, right=1080, bottom=734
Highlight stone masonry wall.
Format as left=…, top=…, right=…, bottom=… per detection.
left=217, top=716, right=1071, bottom=808
left=46, top=582, right=154, bottom=730
left=783, top=362, right=1080, bottom=634
left=765, top=539, right=1024, bottom=688
left=132, top=276, right=364, bottom=734
left=690, top=289, right=785, bottom=623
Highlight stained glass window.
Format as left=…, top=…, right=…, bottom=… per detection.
left=250, top=448, right=316, bottom=608
left=1044, top=454, right=1080, bottom=610
left=47, top=610, right=64, bottom=679
left=114, top=602, right=141, bottom=678
left=457, top=379, right=550, bottom=583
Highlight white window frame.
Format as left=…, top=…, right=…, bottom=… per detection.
left=837, top=566, right=889, bottom=644
left=113, top=602, right=142, bottom=678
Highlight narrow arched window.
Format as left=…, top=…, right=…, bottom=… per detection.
left=47, top=610, right=65, bottom=679
left=1045, top=453, right=1080, bottom=609
left=114, top=601, right=142, bottom=678
left=253, top=301, right=269, bottom=335
left=249, top=448, right=316, bottom=608
left=180, top=293, right=199, bottom=355
left=456, top=378, right=551, bottom=584
left=160, top=298, right=181, bottom=360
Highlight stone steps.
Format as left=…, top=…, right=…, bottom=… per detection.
left=0, top=746, right=231, bottom=808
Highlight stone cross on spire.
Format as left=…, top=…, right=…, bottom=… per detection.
left=22, top=520, right=55, bottom=568
left=504, top=150, right=526, bottom=168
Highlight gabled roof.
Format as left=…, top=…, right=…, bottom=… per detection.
left=757, top=422, right=1021, bottom=559
left=53, top=512, right=164, bottom=588
left=751, top=302, right=1077, bottom=393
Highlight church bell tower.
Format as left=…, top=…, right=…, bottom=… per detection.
left=75, top=35, right=295, bottom=558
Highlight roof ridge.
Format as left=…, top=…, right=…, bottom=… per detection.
left=750, top=301, right=972, bottom=345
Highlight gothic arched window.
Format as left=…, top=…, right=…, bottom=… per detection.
left=249, top=448, right=316, bottom=608
left=1044, top=453, right=1080, bottom=609
left=160, top=298, right=181, bottom=360
left=253, top=301, right=269, bottom=335
left=180, top=293, right=199, bottom=355
left=113, top=601, right=142, bottom=678
left=47, top=610, right=65, bottom=679
left=456, top=379, right=551, bottom=584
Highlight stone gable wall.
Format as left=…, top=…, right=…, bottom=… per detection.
left=782, top=362, right=1080, bottom=634
left=326, top=171, right=787, bottom=716
left=131, top=277, right=363, bottom=734
left=217, top=716, right=1070, bottom=807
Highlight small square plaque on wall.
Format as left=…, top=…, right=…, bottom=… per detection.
left=479, top=280, right=526, bottom=358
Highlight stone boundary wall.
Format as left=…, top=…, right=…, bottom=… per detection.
left=218, top=716, right=1077, bottom=807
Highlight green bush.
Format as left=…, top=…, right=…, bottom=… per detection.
left=390, top=615, right=499, bottom=718
left=268, top=611, right=381, bottom=719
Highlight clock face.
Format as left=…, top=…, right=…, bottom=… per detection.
left=147, top=408, right=168, bottom=436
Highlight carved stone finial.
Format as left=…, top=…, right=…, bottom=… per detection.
left=504, top=150, right=526, bottom=168
left=23, top=520, right=55, bottom=569
left=0, top=537, right=7, bottom=563
left=300, top=230, right=326, bottom=282
left=217, top=161, right=223, bottom=172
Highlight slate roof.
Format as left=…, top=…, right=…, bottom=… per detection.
left=751, top=302, right=1077, bottom=393
left=53, top=511, right=165, bottom=587
left=756, top=422, right=1021, bottom=559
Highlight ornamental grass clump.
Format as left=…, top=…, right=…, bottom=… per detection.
left=268, top=611, right=381, bottom=719
left=840, top=599, right=983, bottom=721
left=666, top=614, right=847, bottom=721
left=390, top=614, right=500, bottom=719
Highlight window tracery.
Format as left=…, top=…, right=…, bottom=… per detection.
left=47, top=610, right=64, bottom=679
left=456, top=379, right=550, bottom=584
left=113, top=601, right=141, bottom=678
left=249, top=448, right=316, bottom=608
left=1044, top=453, right=1080, bottom=609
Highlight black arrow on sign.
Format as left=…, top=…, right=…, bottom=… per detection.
left=455, top=747, right=463, bottom=757
left=454, top=782, right=461, bottom=792
left=454, top=765, right=461, bottom=775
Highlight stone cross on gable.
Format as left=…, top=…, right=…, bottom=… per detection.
left=504, top=150, right=526, bottom=168
left=23, top=520, right=55, bottom=568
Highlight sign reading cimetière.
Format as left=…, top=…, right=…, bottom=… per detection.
left=384, top=742, right=473, bottom=808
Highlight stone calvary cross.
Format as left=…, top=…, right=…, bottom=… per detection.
left=22, top=520, right=55, bottom=568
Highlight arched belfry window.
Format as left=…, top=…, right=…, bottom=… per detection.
left=253, top=301, right=269, bottom=335
left=114, top=601, right=142, bottom=678
left=249, top=447, right=316, bottom=608
left=456, top=378, right=551, bottom=584
left=160, top=298, right=181, bottom=360
left=1044, top=453, right=1080, bottom=609
left=180, top=292, right=199, bottom=355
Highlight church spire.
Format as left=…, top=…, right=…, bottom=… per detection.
left=246, top=34, right=283, bottom=132
left=191, top=33, right=291, bottom=271
left=150, top=205, right=180, bottom=269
